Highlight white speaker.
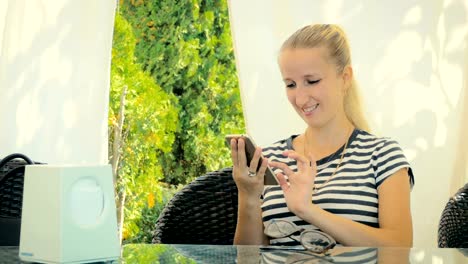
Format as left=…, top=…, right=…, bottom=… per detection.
left=19, top=165, right=120, bottom=263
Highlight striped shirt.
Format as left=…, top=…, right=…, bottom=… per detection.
left=261, top=128, right=414, bottom=246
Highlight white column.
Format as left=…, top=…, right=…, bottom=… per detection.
left=0, top=0, right=116, bottom=164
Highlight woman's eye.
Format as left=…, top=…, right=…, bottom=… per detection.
left=307, top=79, right=320, bottom=85
left=286, top=83, right=296, bottom=88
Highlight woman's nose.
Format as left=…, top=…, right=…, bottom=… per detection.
left=295, top=86, right=310, bottom=106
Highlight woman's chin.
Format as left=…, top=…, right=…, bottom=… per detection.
left=302, top=118, right=325, bottom=128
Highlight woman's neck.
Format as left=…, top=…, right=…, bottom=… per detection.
left=302, top=120, right=354, bottom=159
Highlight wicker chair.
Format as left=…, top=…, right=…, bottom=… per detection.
left=0, top=153, right=38, bottom=246
left=438, top=183, right=468, bottom=248
left=153, top=167, right=238, bottom=245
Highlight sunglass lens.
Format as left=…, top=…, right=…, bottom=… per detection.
left=265, top=220, right=298, bottom=238
left=300, top=231, right=334, bottom=253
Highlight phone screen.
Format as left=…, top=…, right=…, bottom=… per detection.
left=225, top=134, right=279, bottom=185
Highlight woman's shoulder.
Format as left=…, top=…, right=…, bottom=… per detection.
left=262, top=135, right=298, bottom=156
left=354, top=129, right=414, bottom=187
left=353, top=129, right=402, bottom=150
left=352, top=129, right=409, bottom=166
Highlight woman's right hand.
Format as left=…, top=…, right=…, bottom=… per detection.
left=230, top=138, right=267, bottom=197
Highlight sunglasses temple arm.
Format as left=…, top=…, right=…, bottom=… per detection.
left=289, top=235, right=303, bottom=245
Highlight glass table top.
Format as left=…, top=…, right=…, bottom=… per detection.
left=1, top=244, right=466, bottom=263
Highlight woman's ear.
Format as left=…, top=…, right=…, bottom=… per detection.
left=342, top=65, right=353, bottom=93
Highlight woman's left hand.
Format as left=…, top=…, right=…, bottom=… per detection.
left=269, top=150, right=317, bottom=215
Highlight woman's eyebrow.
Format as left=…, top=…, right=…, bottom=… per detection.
left=282, top=73, right=321, bottom=82
left=303, top=74, right=320, bottom=78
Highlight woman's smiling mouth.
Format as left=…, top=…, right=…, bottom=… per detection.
left=303, top=104, right=319, bottom=114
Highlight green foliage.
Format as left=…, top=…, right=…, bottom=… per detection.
left=123, top=244, right=196, bottom=263
left=121, top=0, right=245, bottom=185
left=110, top=0, right=245, bottom=244
left=123, top=183, right=179, bottom=243
left=109, top=14, right=179, bottom=243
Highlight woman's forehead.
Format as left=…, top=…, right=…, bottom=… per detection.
left=278, top=47, right=332, bottom=78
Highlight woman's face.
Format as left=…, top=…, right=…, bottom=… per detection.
left=278, top=47, right=350, bottom=129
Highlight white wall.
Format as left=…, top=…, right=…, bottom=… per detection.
left=0, top=1, right=7, bottom=61
left=228, top=0, right=468, bottom=248
left=0, top=0, right=116, bottom=164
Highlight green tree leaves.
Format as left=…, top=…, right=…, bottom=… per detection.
left=110, top=13, right=180, bottom=242
left=121, top=0, right=245, bottom=185
left=110, top=0, right=245, bottom=243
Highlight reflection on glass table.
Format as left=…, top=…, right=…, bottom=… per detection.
left=123, top=244, right=468, bottom=264
left=0, top=244, right=467, bottom=263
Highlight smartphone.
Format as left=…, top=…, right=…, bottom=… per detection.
left=225, top=134, right=279, bottom=185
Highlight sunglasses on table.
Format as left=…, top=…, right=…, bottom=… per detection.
left=264, top=219, right=336, bottom=255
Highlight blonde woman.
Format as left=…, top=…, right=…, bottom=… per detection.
left=230, top=24, right=414, bottom=249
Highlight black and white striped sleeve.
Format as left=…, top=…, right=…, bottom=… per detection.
left=372, top=139, right=414, bottom=188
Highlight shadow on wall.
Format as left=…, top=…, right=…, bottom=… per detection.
left=365, top=0, right=468, bottom=250
left=363, top=0, right=467, bottom=249
left=452, top=39, right=468, bottom=193
left=0, top=0, right=112, bottom=163
left=379, top=1, right=467, bottom=194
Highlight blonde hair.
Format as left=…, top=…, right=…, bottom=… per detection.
left=280, top=24, right=370, bottom=132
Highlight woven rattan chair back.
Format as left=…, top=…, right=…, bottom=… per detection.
left=153, top=167, right=238, bottom=245
left=0, top=158, right=32, bottom=218
left=438, top=183, right=468, bottom=248
left=0, top=153, right=39, bottom=246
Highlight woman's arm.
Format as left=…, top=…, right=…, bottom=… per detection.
left=234, top=194, right=269, bottom=245
left=295, top=168, right=413, bottom=247
left=231, top=138, right=270, bottom=245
